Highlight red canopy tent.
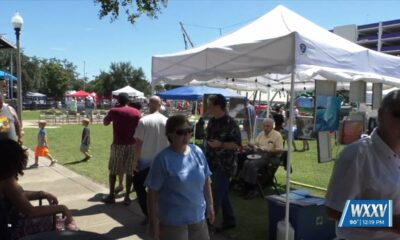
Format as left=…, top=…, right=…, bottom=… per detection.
left=67, top=90, right=90, bottom=98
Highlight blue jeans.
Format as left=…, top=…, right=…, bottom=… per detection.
left=211, top=167, right=236, bottom=226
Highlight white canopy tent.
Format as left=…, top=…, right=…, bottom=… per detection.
left=152, top=5, right=400, bottom=86
left=152, top=5, right=400, bottom=239
left=112, top=85, right=144, bottom=98
left=26, top=91, right=46, bottom=98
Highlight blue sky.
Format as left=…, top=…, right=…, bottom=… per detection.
left=1, top=0, right=400, bottom=83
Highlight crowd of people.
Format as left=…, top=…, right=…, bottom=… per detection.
left=3, top=87, right=400, bottom=240
left=0, top=90, right=320, bottom=239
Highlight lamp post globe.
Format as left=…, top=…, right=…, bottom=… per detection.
left=11, top=12, right=23, bottom=124
left=12, top=12, right=23, bottom=29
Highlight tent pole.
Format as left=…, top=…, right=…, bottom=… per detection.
left=266, top=85, right=271, bottom=118
left=192, top=101, right=198, bottom=144
left=285, top=69, right=296, bottom=240
left=270, top=91, right=279, bottom=103
left=247, top=103, right=253, bottom=143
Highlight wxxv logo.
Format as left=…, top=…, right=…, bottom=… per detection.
left=339, top=200, right=392, bottom=227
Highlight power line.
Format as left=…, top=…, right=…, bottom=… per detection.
left=182, top=16, right=258, bottom=36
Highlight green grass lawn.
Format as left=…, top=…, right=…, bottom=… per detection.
left=23, top=124, right=337, bottom=240
left=23, top=110, right=41, bottom=120
left=23, top=124, right=113, bottom=185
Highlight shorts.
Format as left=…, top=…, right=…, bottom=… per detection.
left=35, top=146, right=50, bottom=157
left=108, top=144, right=134, bottom=175
left=80, top=144, right=90, bottom=153
left=159, top=220, right=209, bottom=240
left=283, top=128, right=298, bottom=140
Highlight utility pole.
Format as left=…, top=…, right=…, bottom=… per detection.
left=179, top=22, right=194, bottom=50
left=83, top=61, right=86, bottom=91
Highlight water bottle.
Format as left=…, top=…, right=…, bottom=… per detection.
left=277, top=219, right=295, bottom=240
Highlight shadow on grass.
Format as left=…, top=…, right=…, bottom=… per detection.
left=222, top=183, right=293, bottom=240
left=64, top=159, right=88, bottom=165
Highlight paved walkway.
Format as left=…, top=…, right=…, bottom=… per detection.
left=20, top=150, right=229, bottom=240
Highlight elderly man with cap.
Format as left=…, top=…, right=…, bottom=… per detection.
left=0, top=91, right=22, bottom=143
left=103, top=92, right=141, bottom=205
left=326, top=90, right=400, bottom=239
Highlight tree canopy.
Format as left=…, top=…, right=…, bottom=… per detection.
left=91, top=61, right=150, bottom=97
left=0, top=51, right=151, bottom=99
left=95, top=0, right=167, bottom=24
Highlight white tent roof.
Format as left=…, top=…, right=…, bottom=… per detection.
left=26, top=91, right=46, bottom=97
left=152, top=5, right=400, bottom=87
left=112, top=85, right=144, bottom=97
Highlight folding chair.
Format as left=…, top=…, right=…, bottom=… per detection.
left=256, top=151, right=288, bottom=197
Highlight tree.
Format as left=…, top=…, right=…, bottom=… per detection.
left=41, top=59, right=72, bottom=100
left=92, top=61, right=151, bottom=96
left=95, top=0, right=167, bottom=24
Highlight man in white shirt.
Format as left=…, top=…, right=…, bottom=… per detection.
left=326, top=90, right=400, bottom=240
left=133, top=96, right=169, bottom=224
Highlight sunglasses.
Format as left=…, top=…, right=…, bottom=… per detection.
left=175, top=128, right=193, bottom=136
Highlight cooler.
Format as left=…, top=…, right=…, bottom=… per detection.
left=266, top=193, right=336, bottom=240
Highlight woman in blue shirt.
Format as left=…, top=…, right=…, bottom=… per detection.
left=147, top=115, right=214, bottom=240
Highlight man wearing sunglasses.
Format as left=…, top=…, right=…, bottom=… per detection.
left=326, top=90, right=400, bottom=240
left=205, top=94, right=241, bottom=231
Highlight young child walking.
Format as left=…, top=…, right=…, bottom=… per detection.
left=32, top=120, right=56, bottom=167
left=81, top=118, right=92, bottom=161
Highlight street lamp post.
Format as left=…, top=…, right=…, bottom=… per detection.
left=11, top=12, right=23, bottom=124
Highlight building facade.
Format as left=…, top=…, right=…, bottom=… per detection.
left=333, top=19, right=400, bottom=56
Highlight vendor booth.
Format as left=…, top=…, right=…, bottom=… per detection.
left=67, top=90, right=90, bottom=98
left=112, top=85, right=144, bottom=98
left=151, top=5, right=400, bottom=240
left=24, top=92, right=48, bottom=109
left=0, top=70, right=17, bottom=81
left=157, top=85, right=241, bottom=100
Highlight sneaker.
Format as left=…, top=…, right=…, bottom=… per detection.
left=50, top=160, right=57, bottom=166
left=102, top=195, right=115, bottom=204
left=114, top=185, right=124, bottom=195
left=30, top=163, right=39, bottom=168
left=123, top=195, right=131, bottom=206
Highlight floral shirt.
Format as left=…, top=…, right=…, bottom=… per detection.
left=205, top=114, right=241, bottom=175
